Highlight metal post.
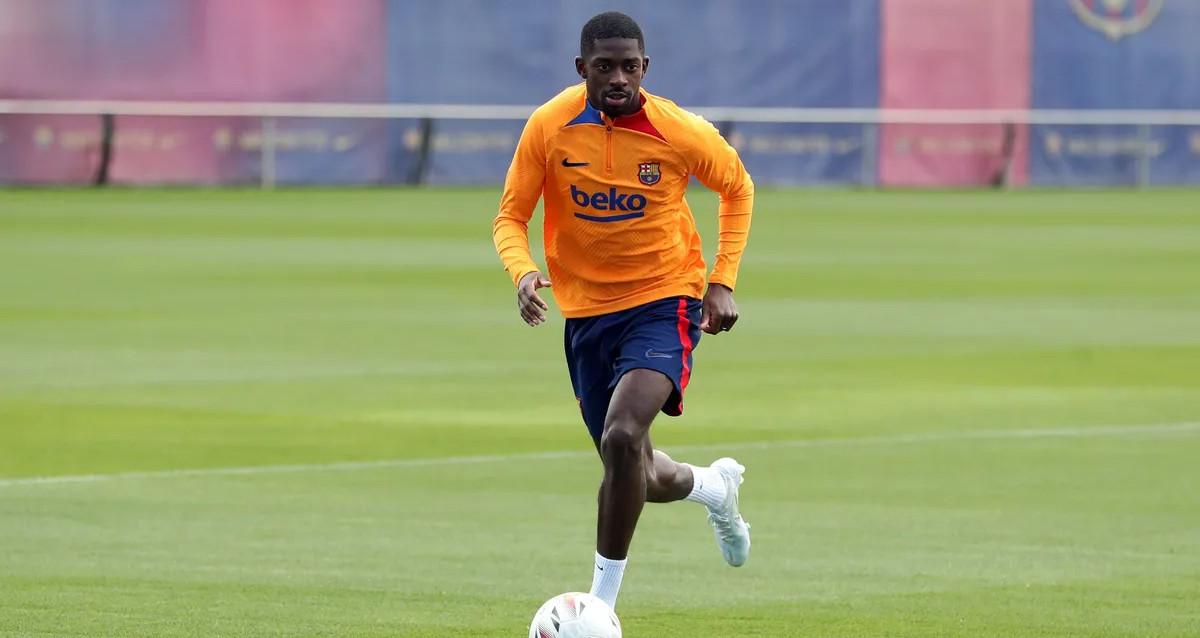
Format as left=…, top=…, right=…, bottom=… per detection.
left=94, top=113, right=115, bottom=187
left=410, top=117, right=435, bottom=186
left=261, top=115, right=277, bottom=190
left=861, top=122, right=878, bottom=188
left=717, top=120, right=734, bottom=141
left=1135, top=124, right=1151, bottom=189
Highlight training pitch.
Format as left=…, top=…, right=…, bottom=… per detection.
left=1, top=187, right=1198, bottom=637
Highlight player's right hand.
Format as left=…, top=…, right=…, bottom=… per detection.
left=517, top=271, right=552, bottom=327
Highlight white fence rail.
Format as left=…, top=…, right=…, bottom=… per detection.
left=3, top=100, right=1198, bottom=188
left=5, top=100, right=1200, bottom=125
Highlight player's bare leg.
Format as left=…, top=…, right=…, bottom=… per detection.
left=645, top=445, right=692, bottom=503
left=588, top=369, right=751, bottom=609
left=588, top=368, right=672, bottom=608
left=595, top=368, right=674, bottom=561
left=591, top=431, right=693, bottom=501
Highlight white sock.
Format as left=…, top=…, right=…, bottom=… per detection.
left=683, top=463, right=728, bottom=510
left=589, top=551, right=627, bottom=609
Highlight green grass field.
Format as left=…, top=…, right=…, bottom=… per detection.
left=1, top=187, right=1198, bottom=637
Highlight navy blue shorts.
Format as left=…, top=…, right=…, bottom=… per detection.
left=564, top=296, right=703, bottom=442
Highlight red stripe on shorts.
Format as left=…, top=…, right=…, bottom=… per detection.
left=676, top=298, right=694, bottom=393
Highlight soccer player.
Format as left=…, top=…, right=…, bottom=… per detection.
left=492, top=11, right=753, bottom=609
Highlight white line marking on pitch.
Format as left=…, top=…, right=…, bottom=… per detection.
left=1, top=421, right=1196, bottom=488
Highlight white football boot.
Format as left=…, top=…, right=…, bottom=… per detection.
left=706, top=457, right=751, bottom=567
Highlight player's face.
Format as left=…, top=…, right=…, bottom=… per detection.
left=575, top=38, right=649, bottom=118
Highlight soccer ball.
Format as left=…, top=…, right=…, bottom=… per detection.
left=529, top=592, right=621, bottom=638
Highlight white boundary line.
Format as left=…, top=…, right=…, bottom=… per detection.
left=1, top=421, right=1196, bottom=488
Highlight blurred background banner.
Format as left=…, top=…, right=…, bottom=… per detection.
left=0, top=0, right=385, bottom=101
left=878, top=0, right=1032, bottom=188
left=384, top=0, right=880, bottom=108
left=0, top=0, right=388, bottom=185
left=1030, top=0, right=1200, bottom=186
left=0, top=0, right=1198, bottom=187
left=382, top=0, right=881, bottom=186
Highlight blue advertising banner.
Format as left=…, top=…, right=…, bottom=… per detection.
left=730, top=123, right=872, bottom=186
left=1032, top=124, right=1200, bottom=187
left=267, top=119, right=391, bottom=186
left=385, top=0, right=880, bottom=185
left=1030, top=0, right=1200, bottom=184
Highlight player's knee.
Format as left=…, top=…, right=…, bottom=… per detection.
left=599, top=420, right=646, bottom=470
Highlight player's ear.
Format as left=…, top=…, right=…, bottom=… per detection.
left=642, top=56, right=650, bottom=76
left=575, top=56, right=586, bottom=79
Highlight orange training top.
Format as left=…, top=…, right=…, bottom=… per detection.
left=492, top=83, right=753, bottom=318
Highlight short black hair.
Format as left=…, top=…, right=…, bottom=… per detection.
left=579, top=11, right=644, bottom=57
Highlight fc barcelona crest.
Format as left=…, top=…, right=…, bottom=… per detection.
left=1068, top=0, right=1163, bottom=41
left=638, top=162, right=661, bottom=186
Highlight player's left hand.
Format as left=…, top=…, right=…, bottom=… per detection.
left=699, top=283, right=738, bottom=335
